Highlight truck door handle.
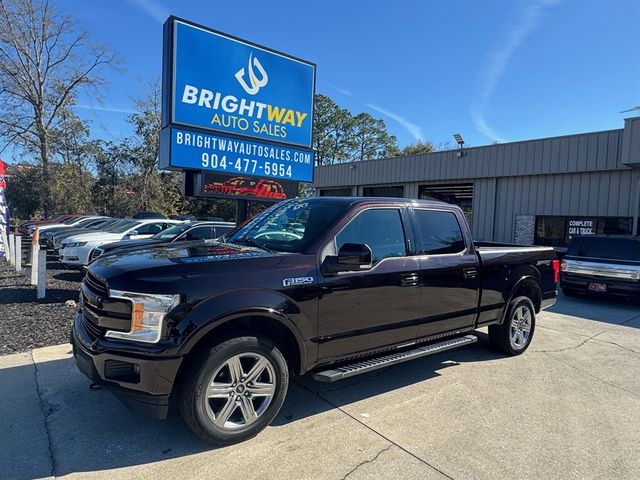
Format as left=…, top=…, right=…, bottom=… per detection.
left=400, top=273, right=419, bottom=287
left=463, top=268, right=477, bottom=279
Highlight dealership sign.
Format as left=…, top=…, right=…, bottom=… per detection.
left=163, top=18, right=315, bottom=147
left=160, top=17, right=315, bottom=185
left=161, top=127, right=313, bottom=182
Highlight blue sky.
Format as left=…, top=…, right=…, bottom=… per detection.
left=46, top=0, right=640, bottom=152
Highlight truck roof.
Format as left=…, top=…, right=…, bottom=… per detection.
left=311, top=196, right=448, bottom=208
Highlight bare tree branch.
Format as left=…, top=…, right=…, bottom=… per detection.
left=0, top=0, right=117, bottom=215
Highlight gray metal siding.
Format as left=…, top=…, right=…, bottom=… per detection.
left=475, top=170, right=640, bottom=243
left=313, top=129, right=625, bottom=188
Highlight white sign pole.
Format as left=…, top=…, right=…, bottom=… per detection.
left=36, top=249, right=46, bottom=299
left=30, top=240, right=39, bottom=285
left=8, top=233, right=14, bottom=265
left=15, top=235, right=22, bottom=271
left=0, top=229, right=8, bottom=263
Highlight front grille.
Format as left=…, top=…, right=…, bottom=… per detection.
left=81, top=312, right=106, bottom=338
left=85, top=271, right=108, bottom=296
left=80, top=271, right=132, bottom=336
left=90, top=248, right=103, bottom=261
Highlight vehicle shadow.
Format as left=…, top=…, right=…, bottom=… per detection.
left=0, top=286, right=79, bottom=304
left=1, top=335, right=502, bottom=479
left=547, top=291, right=640, bottom=326
left=52, top=270, right=84, bottom=282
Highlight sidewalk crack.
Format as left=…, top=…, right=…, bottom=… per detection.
left=294, top=379, right=454, bottom=480
left=341, top=444, right=392, bottom=480
left=31, top=351, right=58, bottom=478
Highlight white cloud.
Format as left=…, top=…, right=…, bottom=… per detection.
left=471, top=0, right=560, bottom=143
left=75, top=104, right=136, bottom=114
left=366, top=103, right=423, bottom=141
left=127, top=0, right=169, bottom=24
left=327, top=83, right=352, bottom=96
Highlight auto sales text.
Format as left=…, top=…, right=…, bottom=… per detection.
left=182, top=85, right=308, bottom=141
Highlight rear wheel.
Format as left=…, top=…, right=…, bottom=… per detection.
left=489, top=296, right=536, bottom=355
left=179, top=334, right=289, bottom=445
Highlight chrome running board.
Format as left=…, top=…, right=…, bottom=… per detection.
left=312, top=334, right=478, bottom=382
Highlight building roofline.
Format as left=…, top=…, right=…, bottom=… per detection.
left=316, top=126, right=624, bottom=169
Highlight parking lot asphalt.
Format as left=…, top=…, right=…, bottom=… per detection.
left=1, top=293, right=639, bottom=480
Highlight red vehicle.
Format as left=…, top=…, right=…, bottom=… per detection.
left=19, top=214, right=81, bottom=235
left=204, top=178, right=287, bottom=199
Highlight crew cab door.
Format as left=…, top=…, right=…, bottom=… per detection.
left=317, top=207, right=421, bottom=361
left=412, top=208, right=480, bottom=338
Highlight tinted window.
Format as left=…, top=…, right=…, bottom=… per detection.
left=181, top=226, right=213, bottom=241
left=107, top=220, right=138, bottom=233
left=335, top=209, right=406, bottom=263
left=152, top=223, right=192, bottom=240
left=575, top=237, right=640, bottom=261
left=136, top=222, right=165, bottom=235
left=213, top=225, right=233, bottom=237
left=415, top=209, right=465, bottom=255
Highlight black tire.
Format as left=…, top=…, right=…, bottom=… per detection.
left=179, top=334, right=289, bottom=445
left=561, top=287, right=578, bottom=297
left=488, top=296, right=536, bottom=356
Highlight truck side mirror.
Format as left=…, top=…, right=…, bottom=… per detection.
left=338, top=243, right=372, bottom=267
left=323, top=243, right=373, bottom=275
left=125, top=230, right=138, bottom=238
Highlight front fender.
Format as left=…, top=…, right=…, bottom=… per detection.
left=174, top=288, right=310, bottom=364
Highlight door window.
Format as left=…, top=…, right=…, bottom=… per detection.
left=335, top=209, right=406, bottom=263
left=135, top=222, right=165, bottom=235
left=414, top=210, right=465, bottom=255
left=180, top=226, right=214, bottom=241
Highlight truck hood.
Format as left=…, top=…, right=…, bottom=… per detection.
left=89, top=241, right=286, bottom=293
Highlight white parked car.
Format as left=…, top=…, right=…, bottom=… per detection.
left=28, top=216, right=106, bottom=236
left=59, top=219, right=184, bottom=267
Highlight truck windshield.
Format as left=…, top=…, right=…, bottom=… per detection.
left=225, top=199, right=349, bottom=253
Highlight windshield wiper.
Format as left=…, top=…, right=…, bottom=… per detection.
left=234, top=237, right=275, bottom=253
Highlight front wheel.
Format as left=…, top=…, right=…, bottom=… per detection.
left=179, top=334, right=289, bottom=445
left=489, top=296, right=536, bottom=355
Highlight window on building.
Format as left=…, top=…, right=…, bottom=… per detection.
left=335, top=209, right=407, bottom=263
left=319, top=188, right=352, bottom=196
left=414, top=209, right=466, bottom=255
left=535, top=216, right=634, bottom=247
left=362, top=186, right=404, bottom=197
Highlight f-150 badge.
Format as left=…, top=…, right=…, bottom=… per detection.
left=282, top=276, right=314, bottom=287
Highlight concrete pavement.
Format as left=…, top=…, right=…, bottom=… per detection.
left=1, top=293, right=639, bottom=479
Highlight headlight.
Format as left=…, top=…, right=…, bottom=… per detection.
left=66, top=241, right=88, bottom=248
left=105, top=290, right=180, bottom=343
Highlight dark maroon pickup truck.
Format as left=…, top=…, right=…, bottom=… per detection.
left=71, top=196, right=558, bottom=445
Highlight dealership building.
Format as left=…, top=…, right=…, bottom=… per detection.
left=312, top=117, right=640, bottom=248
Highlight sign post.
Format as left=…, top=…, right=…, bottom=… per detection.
left=30, top=241, right=39, bottom=285
left=159, top=17, right=316, bottom=215
left=14, top=235, right=21, bottom=271
left=0, top=228, right=8, bottom=263
left=36, top=248, right=46, bottom=300
left=8, top=233, right=14, bottom=266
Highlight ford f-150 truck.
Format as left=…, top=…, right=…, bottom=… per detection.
left=71, top=197, right=558, bottom=445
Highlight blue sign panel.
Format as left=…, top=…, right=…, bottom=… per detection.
left=170, top=19, right=315, bottom=148
left=161, top=127, right=314, bottom=183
